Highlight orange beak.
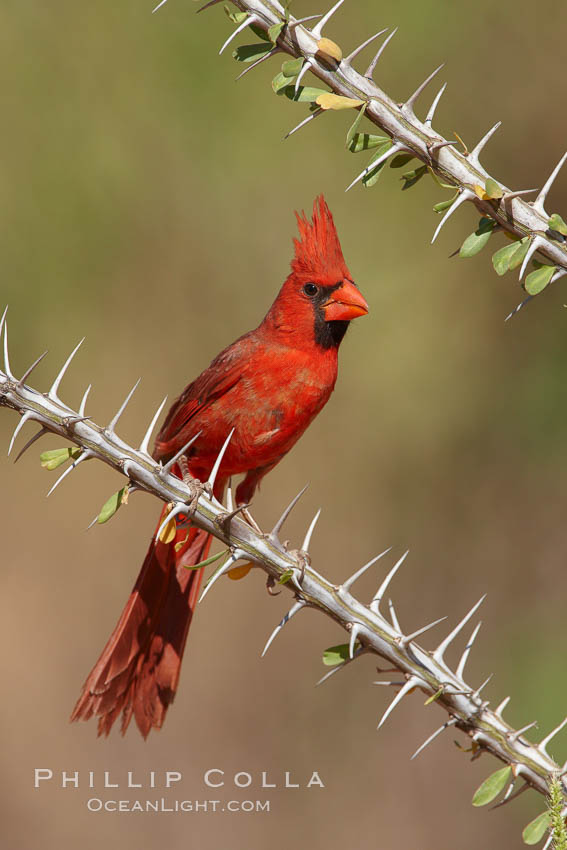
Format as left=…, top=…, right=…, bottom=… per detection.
left=322, top=280, right=369, bottom=322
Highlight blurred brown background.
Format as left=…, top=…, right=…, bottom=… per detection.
left=2, top=1, right=567, bottom=848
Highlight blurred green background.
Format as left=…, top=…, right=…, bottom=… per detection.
left=2, top=1, right=567, bottom=848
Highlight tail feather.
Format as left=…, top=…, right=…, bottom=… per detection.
left=71, top=506, right=211, bottom=738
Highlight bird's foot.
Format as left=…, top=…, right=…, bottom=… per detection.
left=265, top=575, right=282, bottom=596
left=288, top=548, right=311, bottom=587
left=214, top=502, right=251, bottom=534
left=240, top=506, right=263, bottom=534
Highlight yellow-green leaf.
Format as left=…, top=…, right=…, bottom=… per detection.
left=323, top=643, right=355, bottom=666
left=522, top=811, right=551, bottom=845
left=40, top=446, right=81, bottom=471
left=492, top=241, right=522, bottom=275
left=97, top=486, right=129, bottom=524
left=508, top=236, right=531, bottom=271
left=282, top=57, right=303, bottom=78
left=316, top=93, right=364, bottom=111
left=524, top=264, right=556, bottom=296
left=233, top=43, right=274, bottom=63
left=348, top=132, right=388, bottom=154
left=548, top=213, right=567, bottom=236
left=472, top=766, right=512, bottom=807
left=484, top=178, right=503, bottom=199
left=316, top=37, right=342, bottom=62
left=268, top=21, right=284, bottom=43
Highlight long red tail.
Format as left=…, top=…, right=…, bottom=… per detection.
left=71, top=507, right=211, bottom=738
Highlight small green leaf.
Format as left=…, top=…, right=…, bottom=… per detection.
left=433, top=198, right=455, bottom=214
left=268, top=21, right=284, bottom=43
left=279, top=85, right=329, bottom=102
left=278, top=568, right=294, bottom=585
left=282, top=57, right=303, bottom=78
left=508, top=236, right=531, bottom=271
left=250, top=23, right=271, bottom=42
left=272, top=71, right=291, bottom=93
left=322, top=643, right=353, bottom=666
left=484, top=178, right=503, bottom=199
left=548, top=213, right=567, bottom=236
left=232, top=43, right=274, bottom=63
left=459, top=217, right=496, bottom=258
left=345, top=103, right=366, bottom=148
left=492, top=241, right=522, bottom=276
left=522, top=811, right=551, bottom=845
left=401, top=164, right=428, bottom=190
left=524, top=264, right=556, bottom=295
left=472, top=766, right=512, bottom=807
left=97, top=487, right=128, bottom=524
left=424, top=686, right=444, bottom=705
left=224, top=6, right=248, bottom=23
left=186, top=548, right=229, bottom=571
left=347, top=132, right=388, bottom=154
left=40, top=446, right=81, bottom=471
left=202, top=549, right=233, bottom=587
left=363, top=142, right=393, bottom=188
left=390, top=153, right=414, bottom=168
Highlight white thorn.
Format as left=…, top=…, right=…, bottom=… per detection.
left=294, top=58, right=314, bottom=94
left=107, top=378, right=141, bottom=434
left=285, top=107, right=324, bottom=139
left=349, top=623, right=361, bottom=659
left=551, top=267, right=567, bottom=285
left=364, top=27, right=398, bottom=78
left=377, top=676, right=421, bottom=729
left=196, top=0, right=224, bottom=11
left=456, top=621, right=482, bottom=679
left=199, top=552, right=240, bottom=603
left=208, top=428, right=235, bottom=490
left=345, top=28, right=389, bottom=63
left=495, top=696, right=511, bottom=718
left=370, top=550, right=409, bottom=613
left=46, top=450, right=92, bottom=497
left=425, top=82, right=447, bottom=127
left=401, top=616, right=447, bottom=647
left=78, top=384, right=92, bottom=418
left=13, top=426, right=48, bottom=464
left=433, top=595, right=486, bottom=665
left=388, top=599, right=401, bottom=632
left=468, top=121, right=502, bottom=167
left=509, top=720, right=538, bottom=742
left=3, top=319, right=14, bottom=380
left=235, top=46, right=279, bottom=81
left=411, top=718, right=457, bottom=760
left=287, top=14, right=323, bottom=29
left=539, top=717, right=567, bottom=755
left=161, top=431, right=202, bottom=476
left=402, top=64, right=444, bottom=118
left=219, top=15, right=257, bottom=56
left=473, top=673, right=493, bottom=698
left=301, top=508, right=321, bottom=552
left=502, top=188, right=538, bottom=200
left=311, top=0, right=344, bottom=38
left=373, top=680, right=405, bottom=687
left=139, top=396, right=168, bottom=456
left=345, top=141, right=403, bottom=192
left=18, top=350, right=48, bottom=387
left=0, top=306, right=8, bottom=353
left=8, top=411, right=33, bottom=456
left=155, top=502, right=186, bottom=542
left=518, top=235, right=545, bottom=281
left=542, top=836, right=553, bottom=850
left=316, top=646, right=366, bottom=686
left=534, top=151, right=567, bottom=216
left=261, top=601, right=306, bottom=658
left=151, top=0, right=168, bottom=11
left=48, top=338, right=84, bottom=405
left=428, top=139, right=457, bottom=155
left=225, top=478, right=234, bottom=513
left=504, top=294, right=534, bottom=322
left=341, top=547, right=392, bottom=591
left=431, top=189, right=473, bottom=244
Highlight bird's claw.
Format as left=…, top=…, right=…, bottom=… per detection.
left=266, top=575, right=282, bottom=596
left=289, top=548, right=311, bottom=586
left=215, top=502, right=251, bottom=534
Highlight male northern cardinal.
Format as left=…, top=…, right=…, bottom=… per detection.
left=71, top=196, right=368, bottom=737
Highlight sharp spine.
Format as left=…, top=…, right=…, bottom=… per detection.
left=365, top=27, right=398, bottom=78
left=370, top=550, right=409, bottom=614
left=402, top=64, right=444, bottom=119
left=287, top=14, right=323, bottom=28
left=433, top=595, right=486, bottom=665
left=425, top=82, right=447, bottom=126
left=196, top=0, right=223, bottom=12
left=3, top=319, right=14, bottom=380
left=301, top=507, right=321, bottom=552
left=508, top=720, right=538, bottom=742
left=504, top=294, right=534, bottom=322
left=534, top=151, right=567, bottom=216
left=270, top=484, right=309, bottom=542
left=152, top=0, right=169, bottom=11
left=14, top=426, right=48, bottom=463
left=294, top=58, right=314, bottom=94
left=495, top=696, right=511, bottom=718
left=539, top=717, right=567, bottom=755
left=225, top=478, right=234, bottom=513
left=340, top=547, right=392, bottom=592
left=219, top=15, right=257, bottom=56
left=48, top=339, right=85, bottom=405
left=472, top=673, right=493, bottom=699
left=349, top=623, right=361, bottom=658
left=411, top=717, right=457, bottom=760
left=18, top=351, right=48, bottom=387
left=236, top=46, right=279, bottom=81
left=155, top=502, right=186, bottom=541
left=429, top=139, right=457, bottom=155
left=400, top=616, right=447, bottom=648
left=208, top=428, right=235, bottom=490
left=261, top=601, right=306, bottom=657
left=431, top=189, right=473, bottom=244
left=456, top=621, right=482, bottom=679
left=107, top=378, right=141, bottom=434
left=344, top=28, right=388, bottom=64
left=345, top=141, right=403, bottom=193
left=503, top=188, right=538, bottom=200
left=46, top=450, right=92, bottom=497
left=387, top=599, right=401, bottom=632
left=551, top=268, right=567, bottom=285
left=285, top=107, right=324, bottom=140
left=8, top=411, right=33, bottom=455
left=78, top=384, right=92, bottom=418
left=311, top=0, right=344, bottom=38
left=468, top=121, right=502, bottom=167
left=377, top=676, right=422, bottom=729
left=161, top=431, right=202, bottom=476
left=518, top=235, right=545, bottom=280
left=199, top=551, right=241, bottom=603
left=139, top=396, right=168, bottom=456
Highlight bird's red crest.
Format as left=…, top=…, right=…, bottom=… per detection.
left=292, top=195, right=351, bottom=284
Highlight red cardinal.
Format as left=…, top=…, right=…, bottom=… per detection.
left=71, top=196, right=368, bottom=737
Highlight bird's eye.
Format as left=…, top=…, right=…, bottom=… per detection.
left=303, top=283, right=319, bottom=297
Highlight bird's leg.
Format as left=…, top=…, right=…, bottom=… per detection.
left=178, top=455, right=212, bottom=516
left=287, top=548, right=311, bottom=585
left=265, top=575, right=282, bottom=596
left=240, top=507, right=263, bottom=534
left=215, top=502, right=251, bottom=535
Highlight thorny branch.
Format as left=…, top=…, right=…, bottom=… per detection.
left=188, top=0, right=567, bottom=316
left=1, top=309, right=566, bottom=821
